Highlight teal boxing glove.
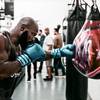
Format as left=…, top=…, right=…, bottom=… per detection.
left=17, top=43, right=46, bottom=67
left=51, top=44, right=75, bottom=59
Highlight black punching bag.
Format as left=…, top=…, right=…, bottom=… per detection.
left=66, top=0, right=88, bottom=100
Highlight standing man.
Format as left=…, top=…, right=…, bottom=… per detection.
left=53, top=25, right=65, bottom=76
left=0, top=17, right=75, bottom=100
left=43, top=28, right=54, bottom=81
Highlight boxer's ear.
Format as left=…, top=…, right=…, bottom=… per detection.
left=20, top=24, right=27, bottom=31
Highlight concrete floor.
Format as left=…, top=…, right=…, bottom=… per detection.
left=88, top=79, right=100, bottom=100
left=11, top=63, right=100, bottom=100
left=12, top=65, right=66, bottom=100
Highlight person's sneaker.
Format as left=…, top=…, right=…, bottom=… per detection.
left=43, top=76, right=53, bottom=81
left=7, top=98, right=12, bottom=100
left=55, top=73, right=58, bottom=76
left=27, top=76, right=31, bottom=81
left=33, top=73, right=36, bottom=79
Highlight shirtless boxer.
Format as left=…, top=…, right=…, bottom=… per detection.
left=0, top=17, right=75, bottom=100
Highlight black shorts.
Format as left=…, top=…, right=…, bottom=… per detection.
left=0, top=76, right=18, bottom=99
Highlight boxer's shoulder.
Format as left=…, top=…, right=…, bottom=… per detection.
left=0, top=33, right=6, bottom=47
left=0, top=32, right=10, bottom=51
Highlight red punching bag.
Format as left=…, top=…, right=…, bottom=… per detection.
left=73, top=4, right=100, bottom=79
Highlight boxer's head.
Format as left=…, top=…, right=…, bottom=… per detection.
left=10, top=17, right=38, bottom=46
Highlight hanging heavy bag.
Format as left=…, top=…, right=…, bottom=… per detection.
left=66, top=0, right=88, bottom=100
left=73, top=4, right=100, bottom=79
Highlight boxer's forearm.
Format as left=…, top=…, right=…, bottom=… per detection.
left=0, top=61, right=21, bottom=78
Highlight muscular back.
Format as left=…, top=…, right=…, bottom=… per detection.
left=54, top=33, right=63, bottom=49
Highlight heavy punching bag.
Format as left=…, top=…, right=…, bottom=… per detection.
left=66, top=0, right=88, bottom=100
left=73, top=3, right=100, bottom=79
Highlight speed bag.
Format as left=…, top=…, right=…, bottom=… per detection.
left=73, top=5, right=100, bottom=79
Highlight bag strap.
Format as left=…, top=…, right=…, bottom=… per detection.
left=92, top=0, right=97, bottom=9
left=88, top=4, right=100, bottom=20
